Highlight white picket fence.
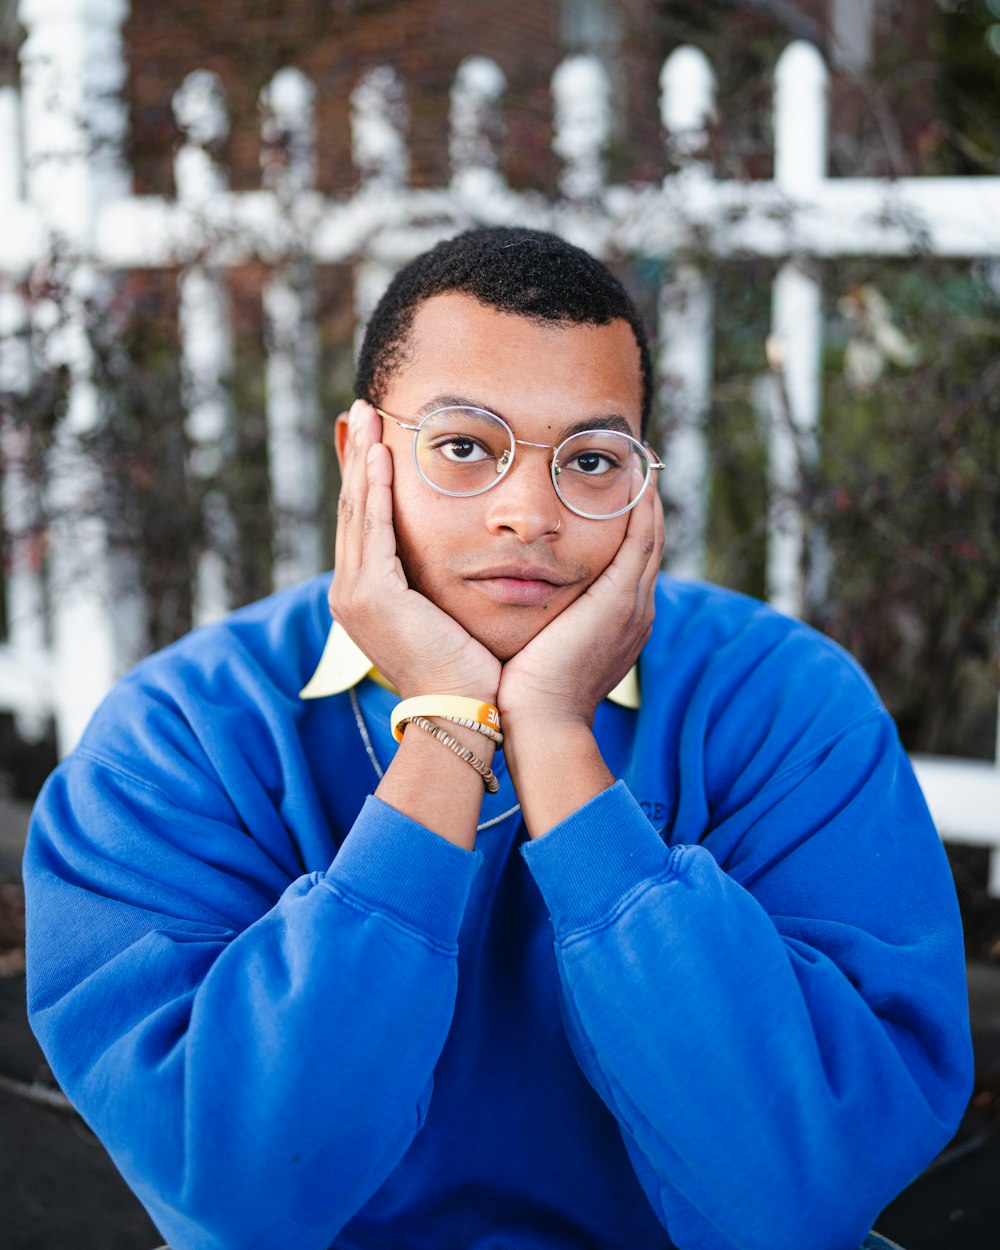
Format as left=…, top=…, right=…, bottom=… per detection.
left=1, top=0, right=998, bottom=885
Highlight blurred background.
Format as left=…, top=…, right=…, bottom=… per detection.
left=0, top=1, right=999, bottom=1246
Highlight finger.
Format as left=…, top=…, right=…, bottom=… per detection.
left=362, top=441, right=403, bottom=587
left=335, top=402, right=366, bottom=561
left=331, top=415, right=360, bottom=616
left=619, top=491, right=657, bottom=637
left=574, top=491, right=656, bottom=637
left=607, top=480, right=659, bottom=590
left=637, top=485, right=665, bottom=602
left=336, top=400, right=380, bottom=579
left=605, top=487, right=661, bottom=635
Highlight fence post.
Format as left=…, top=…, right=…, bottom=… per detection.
left=351, top=66, right=409, bottom=354
left=0, top=281, right=50, bottom=740
left=0, top=78, right=48, bottom=738
left=18, top=0, right=139, bottom=753
left=831, top=0, right=875, bottom=74
left=450, top=56, right=507, bottom=202
left=0, top=79, right=49, bottom=738
left=767, top=41, right=828, bottom=617
left=552, top=54, right=611, bottom=202
left=0, top=83, right=22, bottom=208
left=174, top=69, right=237, bottom=625
left=260, top=67, right=323, bottom=591
left=658, top=46, right=716, bottom=580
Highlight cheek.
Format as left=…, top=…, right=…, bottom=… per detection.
left=389, top=459, right=468, bottom=593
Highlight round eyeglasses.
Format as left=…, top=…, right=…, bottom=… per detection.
left=374, top=405, right=664, bottom=520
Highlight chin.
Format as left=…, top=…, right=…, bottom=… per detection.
left=467, top=613, right=545, bottom=664
left=487, top=639, right=523, bottom=664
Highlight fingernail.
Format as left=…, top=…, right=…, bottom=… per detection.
left=349, top=400, right=363, bottom=434
left=367, top=444, right=378, bottom=464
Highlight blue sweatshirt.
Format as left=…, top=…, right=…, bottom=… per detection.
left=23, top=574, right=972, bottom=1250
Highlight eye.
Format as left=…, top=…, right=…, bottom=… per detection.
left=563, top=448, right=619, bottom=475
left=429, top=436, right=492, bottom=463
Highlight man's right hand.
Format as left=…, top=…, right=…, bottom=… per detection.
left=329, top=399, right=502, bottom=703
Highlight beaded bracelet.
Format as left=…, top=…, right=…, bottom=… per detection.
left=407, top=715, right=500, bottom=793
left=439, top=715, right=503, bottom=745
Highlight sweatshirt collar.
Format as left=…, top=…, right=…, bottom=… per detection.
left=300, top=620, right=641, bottom=709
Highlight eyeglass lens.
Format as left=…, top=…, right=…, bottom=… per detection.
left=414, top=407, right=649, bottom=519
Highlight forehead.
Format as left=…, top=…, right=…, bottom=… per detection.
left=384, top=291, right=643, bottom=438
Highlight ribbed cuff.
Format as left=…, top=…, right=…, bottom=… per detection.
left=520, top=780, right=675, bottom=938
left=325, top=795, right=482, bottom=946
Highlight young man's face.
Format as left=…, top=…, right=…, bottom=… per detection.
left=369, top=291, right=645, bottom=662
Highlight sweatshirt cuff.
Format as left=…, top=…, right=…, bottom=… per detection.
left=325, top=795, right=482, bottom=946
left=520, top=780, right=674, bottom=937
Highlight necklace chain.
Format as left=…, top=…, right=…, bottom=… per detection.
left=349, top=686, right=521, bottom=832
left=350, top=686, right=385, bottom=780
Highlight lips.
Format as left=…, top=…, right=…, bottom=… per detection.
left=465, top=564, right=573, bottom=607
left=468, top=564, right=572, bottom=586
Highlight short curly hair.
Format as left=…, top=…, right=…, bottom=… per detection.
left=355, top=227, right=653, bottom=434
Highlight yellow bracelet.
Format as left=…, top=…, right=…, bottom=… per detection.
left=406, top=716, right=500, bottom=793
left=391, top=695, right=501, bottom=744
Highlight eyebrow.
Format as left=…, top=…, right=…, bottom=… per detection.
left=416, top=395, right=637, bottom=439
left=560, top=414, right=634, bottom=439
left=415, top=394, right=480, bottom=416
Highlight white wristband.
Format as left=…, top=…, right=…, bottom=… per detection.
left=391, top=695, right=502, bottom=744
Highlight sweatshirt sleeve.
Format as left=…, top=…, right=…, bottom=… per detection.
left=520, top=713, right=973, bottom=1250
left=24, top=750, right=480, bottom=1250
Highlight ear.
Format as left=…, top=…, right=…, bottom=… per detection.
left=334, top=409, right=351, bottom=474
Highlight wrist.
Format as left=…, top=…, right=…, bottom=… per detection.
left=379, top=713, right=497, bottom=851
left=395, top=665, right=499, bottom=704
left=502, top=716, right=597, bottom=776
left=503, top=719, right=612, bottom=840
left=397, top=681, right=499, bottom=704
left=501, top=703, right=594, bottom=744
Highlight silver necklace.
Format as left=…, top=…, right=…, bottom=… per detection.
left=349, top=686, right=521, bottom=831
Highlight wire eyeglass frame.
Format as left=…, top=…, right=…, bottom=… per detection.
left=373, top=403, right=664, bottom=521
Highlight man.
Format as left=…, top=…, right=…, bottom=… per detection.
left=24, top=228, right=971, bottom=1250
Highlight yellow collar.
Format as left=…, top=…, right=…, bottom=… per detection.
left=300, top=620, right=641, bottom=709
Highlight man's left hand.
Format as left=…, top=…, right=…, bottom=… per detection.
left=497, top=482, right=663, bottom=837
left=499, top=481, right=664, bottom=735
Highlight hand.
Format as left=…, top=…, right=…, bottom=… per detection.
left=329, top=400, right=501, bottom=701
left=498, top=479, right=664, bottom=733
left=496, top=483, right=663, bottom=838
